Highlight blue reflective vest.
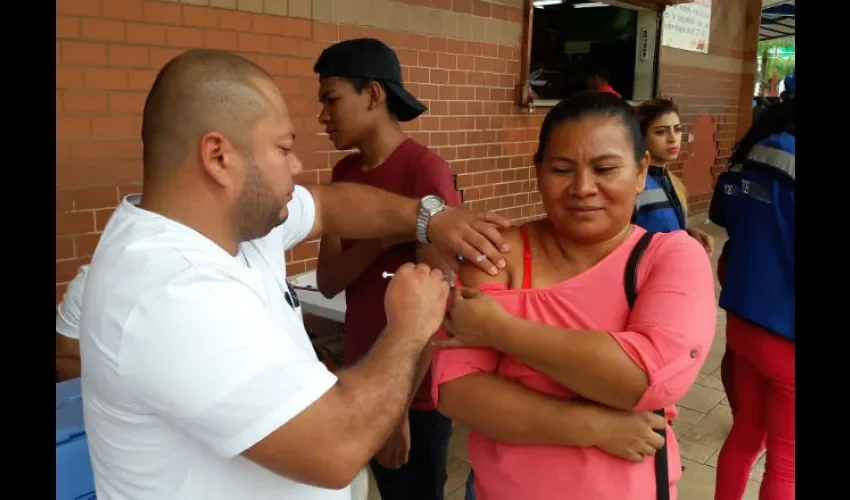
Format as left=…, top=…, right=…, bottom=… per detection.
left=634, top=166, right=686, bottom=232
left=709, top=132, right=795, bottom=342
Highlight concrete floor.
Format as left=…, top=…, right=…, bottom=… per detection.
left=367, top=222, right=769, bottom=500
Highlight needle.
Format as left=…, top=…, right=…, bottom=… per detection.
left=382, top=270, right=457, bottom=289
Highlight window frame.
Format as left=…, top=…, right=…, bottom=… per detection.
left=516, top=0, right=693, bottom=109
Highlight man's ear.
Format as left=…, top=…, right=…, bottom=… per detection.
left=199, top=131, right=239, bottom=189
left=367, top=80, right=386, bottom=110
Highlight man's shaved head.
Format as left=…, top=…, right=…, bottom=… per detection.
left=139, top=49, right=303, bottom=250
left=141, top=49, right=275, bottom=178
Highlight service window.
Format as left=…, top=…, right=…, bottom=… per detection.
left=526, top=0, right=662, bottom=106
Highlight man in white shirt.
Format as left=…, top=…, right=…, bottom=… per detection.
left=56, top=265, right=88, bottom=381
left=56, top=261, right=375, bottom=500
left=78, top=48, right=510, bottom=500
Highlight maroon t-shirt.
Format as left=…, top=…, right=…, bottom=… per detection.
left=331, top=138, right=461, bottom=411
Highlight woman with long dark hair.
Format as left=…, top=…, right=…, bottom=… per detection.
left=717, top=90, right=797, bottom=416
left=710, top=91, right=795, bottom=500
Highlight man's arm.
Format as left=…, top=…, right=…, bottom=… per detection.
left=316, top=236, right=388, bottom=299
left=56, top=334, right=81, bottom=381
left=133, top=264, right=449, bottom=490
left=55, top=266, right=88, bottom=381
left=245, top=321, right=428, bottom=488
left=403, top=158, right=462, bottom=410
left=302, top=183, right=509, bottom=276
left=304, top=183, right=418, bottom=243
left=314, top=163, right=399, bottom=299
left=406, top=244, right=454, bottom=404
left=313, top=165, right=455, bottom=306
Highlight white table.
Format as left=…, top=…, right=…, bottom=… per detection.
left=288, top=271, right=347, bottom=324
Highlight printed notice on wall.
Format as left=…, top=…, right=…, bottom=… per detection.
left=662, top=0, right=712, bottom=53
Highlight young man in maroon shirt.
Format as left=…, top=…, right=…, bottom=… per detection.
left=314, top=38, right=461, bottom=500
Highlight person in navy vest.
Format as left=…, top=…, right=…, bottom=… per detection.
left=633, top=99, right=714, bottom=254
left=710, top=84, right=795, bottom=500
left=715, top=68, right=796, bottom=421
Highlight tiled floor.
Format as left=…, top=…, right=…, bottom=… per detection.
left=368, top=222, right=767, bottom=500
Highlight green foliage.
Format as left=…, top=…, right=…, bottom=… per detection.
left=757, top=38, right=795, bottom=91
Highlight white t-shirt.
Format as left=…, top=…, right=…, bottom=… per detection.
left=78, top=186, right=348, bottom=500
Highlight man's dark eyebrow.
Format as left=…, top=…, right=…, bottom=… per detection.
left=318, top=90, right=333, bottom=101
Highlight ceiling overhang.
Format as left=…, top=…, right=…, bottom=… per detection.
left=760, top=0, right=795, bottom=41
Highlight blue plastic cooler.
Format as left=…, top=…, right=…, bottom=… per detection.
left=56, top=377, right=96, bottom=500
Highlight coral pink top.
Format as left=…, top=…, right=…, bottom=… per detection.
left=432, top=227, right=717, bottom=500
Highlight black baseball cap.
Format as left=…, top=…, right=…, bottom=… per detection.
left=313, top=38, right=427, bottom=122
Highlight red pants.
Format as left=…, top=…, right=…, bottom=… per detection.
left=717, top=245, right=737, bottom=415
left=714, top=315, right=795, bottom=500
left=720, top=346, right=736, bottom=415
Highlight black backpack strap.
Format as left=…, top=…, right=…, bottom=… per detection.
left=653, top=410, right=670, bottom=500
left=623, top=231, right=669, bottom=500
left=624, top=231, right=655, bottom=310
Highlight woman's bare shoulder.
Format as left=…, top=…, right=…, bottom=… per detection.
left=456, top=225, right=526, bottom=288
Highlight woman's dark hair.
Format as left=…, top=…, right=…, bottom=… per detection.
left=534, top=91, right=645, bottom=165
left=729, top=97, right=795, bottom=165
left=634, top=98, right=680, bottom=136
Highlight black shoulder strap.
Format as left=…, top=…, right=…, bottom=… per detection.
left=623, top=231, right=670, bottom=500
left=624, top=231, right=655, bottom=310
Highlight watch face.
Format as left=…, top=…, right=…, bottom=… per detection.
left=422, top=195, right=444, bottom=211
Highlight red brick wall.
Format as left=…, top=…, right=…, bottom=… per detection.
left=56, top=0, right=758, bottom=301
left=657, top=65, right=742, bottom=215
left=657, top=0, right=761, bottom=215
left=56, top=0, right=543, bottom=301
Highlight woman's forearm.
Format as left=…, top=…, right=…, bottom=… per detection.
left=490, top=316, right=648, bottom=409
left=437, top=372, right=601, bottom=446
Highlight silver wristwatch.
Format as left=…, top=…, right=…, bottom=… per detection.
left=415, top=195, right=447, bottom=244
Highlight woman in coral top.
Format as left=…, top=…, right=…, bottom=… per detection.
left=432, top=92, right=717, bottom=500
